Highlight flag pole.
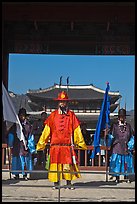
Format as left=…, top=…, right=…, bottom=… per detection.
left=66, top=76, right=69, bottom=95
left=59, top=76, right=62, bottom=87
left=125, top=97, right=126, bottom=111
left=66, top=77, right=77, bottom=170
left=7, top=147, right=12, bottom=179
left=105, top=82, right=110, bottom=182
left=105, top=123, right=109, bottom=182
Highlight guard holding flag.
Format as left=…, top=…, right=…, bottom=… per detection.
left=36, top=91, right=87, bottom=189
left=7, top=108, right=34, bottom=180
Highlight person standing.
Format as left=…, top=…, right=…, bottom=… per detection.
left=36, top=91, right=87, bottom=189
left=32, top=111, right=47, bottom=169
left=108, top=108, right=134, bottom=183
left=8, top=108, right=34, bottom=180
left=80, top=122, right=92, bottom=166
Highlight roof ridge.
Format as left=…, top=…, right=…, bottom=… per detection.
left=27, top=83, right=120, bottom=96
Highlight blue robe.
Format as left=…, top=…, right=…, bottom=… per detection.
left=8, top=122, right=35, bottom=176
left=108, top=122, right=134, bottom=176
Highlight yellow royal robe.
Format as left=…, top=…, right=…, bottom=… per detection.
left=36, top=110, right=87, bottom=182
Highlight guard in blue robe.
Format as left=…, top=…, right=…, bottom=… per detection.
left=108, top=108, right=134, bottom=183
left=8, top=108, right=35, bottom=180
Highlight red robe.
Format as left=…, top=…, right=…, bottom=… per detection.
left=37, top=109, right=87, bottom=182
left=45, top=110, right=80, bottom=164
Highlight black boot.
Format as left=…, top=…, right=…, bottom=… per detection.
left=23, top=174, right=28, bottom=180
left=115, top=176, right=120, bottom=183
left=14, top=174, right=19, bottom=180
left=66, top=180, right=75, bottom=190
left=52, top=181, right=60, bottom=190
left=124, top=175, right=131, bottom=183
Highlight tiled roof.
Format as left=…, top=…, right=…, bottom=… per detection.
left=10, top=84, right=121, bottom=114
left=27, top=84, right=121, bottom=100
left=10, top=94, right=33, bottom=113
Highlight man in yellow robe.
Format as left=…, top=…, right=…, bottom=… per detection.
left=36, top=91, right=87, bottom=189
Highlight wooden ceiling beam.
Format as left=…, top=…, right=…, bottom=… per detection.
left=3, top=3, right=135, bottom=24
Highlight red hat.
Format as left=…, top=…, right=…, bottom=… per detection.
left=54, top=91, right=70, bottom=101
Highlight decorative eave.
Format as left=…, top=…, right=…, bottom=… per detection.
left=26, top=84, right=121, bottom=114
left=27, top=84, right=120, bottom=96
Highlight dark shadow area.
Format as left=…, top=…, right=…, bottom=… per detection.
left=128, top=174, right=135, bottom=182
left=2, top=176, right=49, bottom=185
left=29, top=172, right=48, bottom=180
left=2, top=178, right=25, bottom=185
left=2, top=179, right=134, bottom=190
left=2, top=173, right=135, bottom=190
left=73, top=180, right=135, bottom=189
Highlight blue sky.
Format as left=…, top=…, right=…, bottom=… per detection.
left=8, top=54, right=135, bottom=111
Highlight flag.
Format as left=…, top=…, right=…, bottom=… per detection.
left=67, top=77, right=69, bottom=95
left=2, top=82, right=27, bottom=150
left=59, top=76, right=62, bottom=86
left=67, top=77, right=69, bottom=86
left=90, top=82, right=110, bottom=159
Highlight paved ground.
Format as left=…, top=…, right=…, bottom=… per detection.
left=2, top=171, right=135, bottom=202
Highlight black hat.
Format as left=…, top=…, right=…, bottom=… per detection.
left=18, top=108, right=27, bottom=116
left=41, top=111, right=47, bottom=117
left=118, top=108, right=130, bottom=117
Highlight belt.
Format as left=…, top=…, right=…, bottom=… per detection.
left=51, top=144, right=71, bottom=146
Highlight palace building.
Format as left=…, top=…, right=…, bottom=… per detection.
left=25, top=83, right=121, bottom=130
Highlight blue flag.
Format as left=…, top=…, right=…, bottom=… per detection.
left=90, top=82, right=110, bottom=159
